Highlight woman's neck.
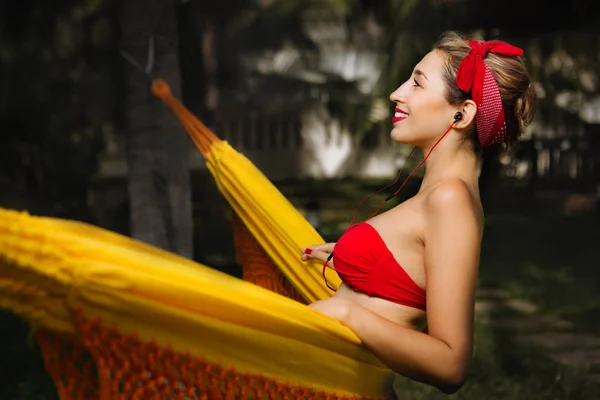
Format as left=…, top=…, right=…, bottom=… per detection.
left=418, top=141, right=480, bottom=194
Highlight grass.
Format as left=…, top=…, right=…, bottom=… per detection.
left=1, top=177, right=599, bottom=398
left=480, top=213, right=600, bottom=334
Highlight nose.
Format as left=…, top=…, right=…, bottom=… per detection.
left=389, top=81, right=410, bottom=104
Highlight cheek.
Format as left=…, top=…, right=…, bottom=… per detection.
left=402, top=97, right=453, bottom=141
left=414, top=95, right=450, bottom=124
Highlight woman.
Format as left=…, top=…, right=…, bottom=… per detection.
left=301, top=31, right=536, bottom=394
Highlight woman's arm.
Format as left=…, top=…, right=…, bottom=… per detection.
left=341, top=179, right=482, bottom=393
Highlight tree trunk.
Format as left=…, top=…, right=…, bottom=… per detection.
left=119, top=0, right=193, bottom=258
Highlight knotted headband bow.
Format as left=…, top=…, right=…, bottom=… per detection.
left=456, top=40, right=524, bottom=147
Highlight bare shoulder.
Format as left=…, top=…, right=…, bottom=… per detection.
left=426, top=178, right=474, bottom=207
left=424, top=178, right=483, bottom=229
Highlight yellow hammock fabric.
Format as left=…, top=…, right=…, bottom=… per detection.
left=149, top=79, right=342, bottom=304
left=0, top=79, right=398, bottom=399
left=0, top=209, right=394, bottom=399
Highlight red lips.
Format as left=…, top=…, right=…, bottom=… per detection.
left=392, top=107, right=408, bottom=124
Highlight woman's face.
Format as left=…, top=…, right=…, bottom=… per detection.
left=389, top=49, right=457, bottom=147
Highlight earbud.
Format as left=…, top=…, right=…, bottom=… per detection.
left=454, top=112, right=463, bottom=122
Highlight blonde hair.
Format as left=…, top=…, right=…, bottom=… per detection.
left=433, top=31, right=536, bottom=152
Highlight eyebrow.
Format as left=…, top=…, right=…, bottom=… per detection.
left=413, top=69, right=428, bottom=81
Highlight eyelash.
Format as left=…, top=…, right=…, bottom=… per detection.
left=412, top=78, right=421, bottom=88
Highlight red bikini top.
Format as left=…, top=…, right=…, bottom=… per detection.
left=329, top=222, right=427, bottom=311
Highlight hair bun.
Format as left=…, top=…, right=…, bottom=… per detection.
left=515, top=82, right=537, bottom=134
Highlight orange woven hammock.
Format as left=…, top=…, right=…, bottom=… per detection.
left=33, top=213, right=313, bottom=400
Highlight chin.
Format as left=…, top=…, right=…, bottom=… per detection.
left=390, top=126, right=419, bottom=146
left=391, top=125, right=444, bottom=148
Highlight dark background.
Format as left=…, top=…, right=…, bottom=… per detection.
left=1, top=0, right=600, bottom=398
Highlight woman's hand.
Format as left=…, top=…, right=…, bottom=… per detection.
left=301, top=242, right=336, bottom=269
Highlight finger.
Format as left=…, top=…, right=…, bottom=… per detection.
left=300, top=247, right=320, bottom=258
left=313, top=243, right=335, bottom=253
left=302, top=243, right=334, bottom=255
left=305, top=249, right=331, bottom=263
left=301, top=247, right=336, bottom=269
left=300, top=247, right=313, bottom=256
left=301, top=246, right=325, bottom=256
left=300, top=247, right=315, bottom=262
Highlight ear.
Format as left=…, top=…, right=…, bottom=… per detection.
left=453, top=99, right=477, bottom=129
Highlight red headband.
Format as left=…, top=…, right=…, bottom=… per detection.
left=455, top=40, right=524, bottom=147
